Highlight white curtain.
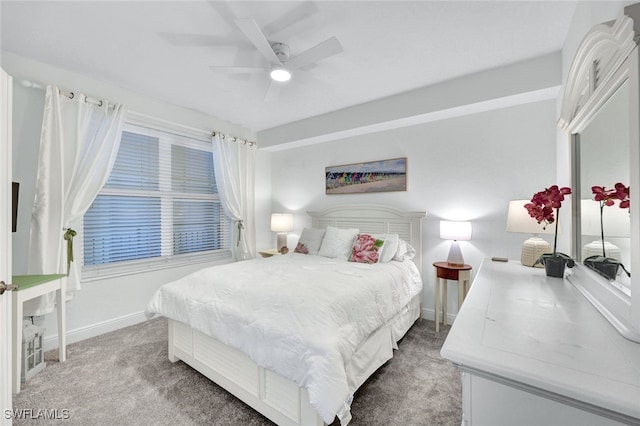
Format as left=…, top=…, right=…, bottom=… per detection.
left=26, top=85, right=126, bottom=315
left=212, top=132, right=256, bottom=260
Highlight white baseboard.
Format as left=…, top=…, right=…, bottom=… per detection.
left=43, top=311, right=148, bottom=352
left=422, top=307, right=457, bottom=326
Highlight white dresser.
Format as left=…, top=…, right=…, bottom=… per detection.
left=441, top=259, right=640, bottom=426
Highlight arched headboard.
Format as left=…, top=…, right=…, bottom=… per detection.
left=307, top=204, right=427, bottom=274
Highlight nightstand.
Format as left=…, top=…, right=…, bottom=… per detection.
left=259, top=249, right=281, bottom=258
left=433, top=262, right=472, bottom=332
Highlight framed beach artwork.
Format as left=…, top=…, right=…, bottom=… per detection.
left=325, top=157, right=407, bottom=194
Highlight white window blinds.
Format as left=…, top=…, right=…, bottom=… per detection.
left=83, top=122, right=232, bottom=279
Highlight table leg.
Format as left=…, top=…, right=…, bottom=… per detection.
left=443, top=280, right=448, bottom=326
left=434, top=275, right=440, bottom=332
left=57, top=277, right=66, bottom=362
left=12, top=291, right=22, bottom=394
left=458, top=280, right=464, bottom=311
left=461, top=270, right=472, bottom=300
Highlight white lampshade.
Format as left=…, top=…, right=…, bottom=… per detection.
left=506, top=200, right=555, bottom=268
left=271, top=213, right=293, bottom=251
left=440, top=221, right=472, bottom=266
left=270, top=213, right=293, bottom=232
left=439, top=221, right=472, bottom=241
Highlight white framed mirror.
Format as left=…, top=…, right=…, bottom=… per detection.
left=559, top=4, right=640, bottom=343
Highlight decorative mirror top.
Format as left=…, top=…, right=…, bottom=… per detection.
left=558, top=14, right=636, bottom=132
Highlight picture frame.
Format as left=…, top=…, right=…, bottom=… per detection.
left=325, top=157, right=407, bottom=194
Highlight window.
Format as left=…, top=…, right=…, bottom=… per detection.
left=83, top=121, right=232, bottom=279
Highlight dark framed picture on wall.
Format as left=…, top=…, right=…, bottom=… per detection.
left=325, top=157, right=407, bottom=194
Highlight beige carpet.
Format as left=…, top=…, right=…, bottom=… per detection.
left=12, top=317, right=462, bottom=425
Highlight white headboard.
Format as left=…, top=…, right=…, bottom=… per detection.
left=307, top=204, right=427, bottom=274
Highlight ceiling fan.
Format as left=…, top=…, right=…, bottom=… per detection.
left=209, top=18, right=343, bottom=102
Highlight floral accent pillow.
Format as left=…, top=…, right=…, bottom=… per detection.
left=349, top=234, right=385, bottom=264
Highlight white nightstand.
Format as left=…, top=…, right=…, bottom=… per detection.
left=12, top=274, right=67, bottom=393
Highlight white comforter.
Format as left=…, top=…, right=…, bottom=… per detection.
left=145, top=253, right=422, bottom=424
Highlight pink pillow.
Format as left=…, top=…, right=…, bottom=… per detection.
left=349, top=234, right=385, bottom=264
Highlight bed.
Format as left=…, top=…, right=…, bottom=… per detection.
left=145, top=204, right=426, bottom=425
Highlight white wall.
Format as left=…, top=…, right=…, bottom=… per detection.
left=2, top=51, right=271, bottom=349
left=255, top=150, right=273, bottom=250
left=267, top=99, right=558, bottom=321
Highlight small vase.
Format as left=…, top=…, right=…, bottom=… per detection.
left=544, top=257, right=566, bottom=278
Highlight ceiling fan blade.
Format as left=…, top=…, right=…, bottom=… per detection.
left=235, top=18, right=282, bottom=66
left=264, top=80, right=283, bottom=103
left=207, top=0, right=237, bottom=29
left=286, top=36, right=343, bottom=70
left=262, top=2, right=318, bottom=36
left=209, top=66, right=267, bottom=74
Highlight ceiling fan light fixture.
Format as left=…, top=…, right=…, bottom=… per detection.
left=270, top=67, right=291, bottom=82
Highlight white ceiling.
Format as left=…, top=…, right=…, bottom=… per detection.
left=0, top=1, right=577, bottom=132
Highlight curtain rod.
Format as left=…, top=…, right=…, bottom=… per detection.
left=212, top=131, right=256, bottom=146
left=20, top=79, right=113, bottom=109
left=21, top=80, right=251, bottom=139
left=59, top=89, right=107, bottom=108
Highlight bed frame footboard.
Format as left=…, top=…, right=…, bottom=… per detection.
left=168, top=319, right=325, bottom=426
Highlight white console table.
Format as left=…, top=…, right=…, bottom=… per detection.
left=441, top=259, right=640, bottom=426
left=12, top=274, right=66, bottom=394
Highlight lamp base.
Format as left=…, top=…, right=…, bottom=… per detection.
left=521, top=237, right=551, bottom=268
left=276, top=233, right=288, bottom=251
left=582, top=240, right=622, bottom=262
left=446, top=240, right=465, bottom=266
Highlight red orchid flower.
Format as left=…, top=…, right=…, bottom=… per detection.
left=525, top=185, right=571, bottom=257
left=592, top=183, right=630, bottom=210
left=525, top=185, right=572, bottom=228
left=591, top=183, right=630, bottom=258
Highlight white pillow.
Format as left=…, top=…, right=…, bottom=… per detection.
left=373, top=233, right=399, bottom=263
left=393, top=239, right=416, bottom=261
left=318, top=226, right=359, bottom=260
left=294, top=227, right=326, bottom=255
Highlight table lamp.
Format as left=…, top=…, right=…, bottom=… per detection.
left=271, top=213, right=293, bottom=252
left=506, top=200, right=556, bottom=267
left=581, top=199, right=630, bottom=261
left=440, top=220, right=472, bottom=266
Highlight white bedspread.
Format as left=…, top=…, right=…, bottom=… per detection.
left=145, top=253, right=422, bottom=424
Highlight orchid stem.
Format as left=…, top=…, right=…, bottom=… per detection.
left=553, top=208, right=559, bottom=257
left=600, top=202, right=606, bottom=257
